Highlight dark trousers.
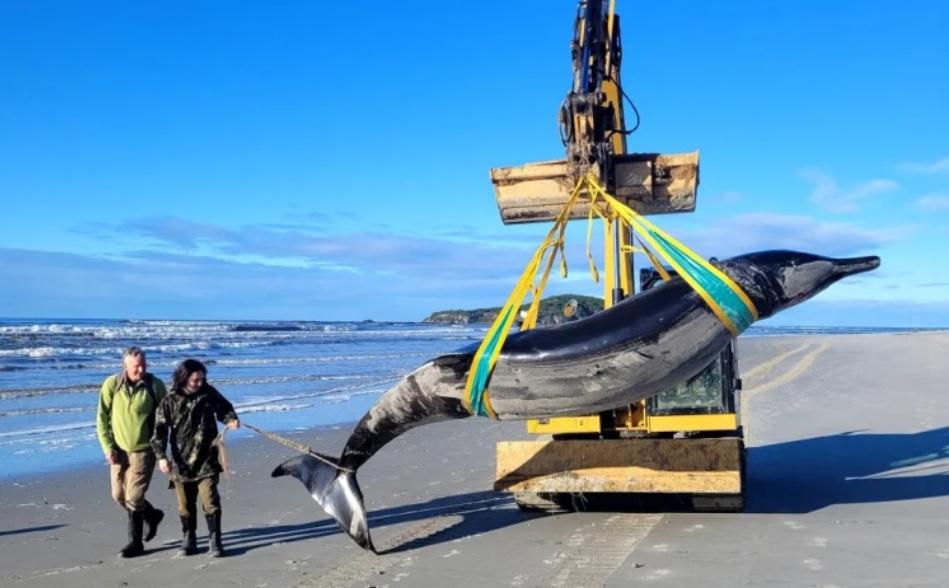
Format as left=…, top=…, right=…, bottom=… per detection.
left=173, top=475, right=221, bottom=517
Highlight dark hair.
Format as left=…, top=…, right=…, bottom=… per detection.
left=171, top=358, right=208, bottom=394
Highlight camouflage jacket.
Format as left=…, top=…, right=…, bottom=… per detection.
left=151, top=384, right=238, bottom=482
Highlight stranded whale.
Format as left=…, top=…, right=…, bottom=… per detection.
left=273, top=250, right=880, bottom=551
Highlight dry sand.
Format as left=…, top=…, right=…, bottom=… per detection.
left=2, top=332, right=948, bottom=587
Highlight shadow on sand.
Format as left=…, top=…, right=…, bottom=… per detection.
left=220, top=490, right=529, bottom=556
left=0, top=524, right=66, bottom=537
left=216, top=427, right=949, bottom=554
left=745, top=426, right=949, bottom=513
left=515, top=427, right=949, bottom=514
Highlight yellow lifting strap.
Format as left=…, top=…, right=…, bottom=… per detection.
left=463, top=174, right=758, bottom=418
left=462, top=180, right=585, bottom=418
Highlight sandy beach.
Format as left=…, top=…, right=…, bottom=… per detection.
left=2, top=332, right=948, bottom=587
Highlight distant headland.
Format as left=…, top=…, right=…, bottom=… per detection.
left=423, top=294, right=603, bottom=326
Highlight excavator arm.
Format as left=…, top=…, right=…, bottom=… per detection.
left=491, top=0, right=745, bottom=513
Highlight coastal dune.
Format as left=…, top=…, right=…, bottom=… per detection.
left=1, top=332, right=948, bottom=587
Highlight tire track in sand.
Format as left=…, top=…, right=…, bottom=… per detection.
left=742, top=342, right=829, bottom=444
left=296, top=515, right=463, bottom=587
left=545, top=513, right=662, bottom=587
left=741, top=342, right=814, bottom=382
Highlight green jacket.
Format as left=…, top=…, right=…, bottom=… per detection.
left=96, top=372, right=167, bottom=454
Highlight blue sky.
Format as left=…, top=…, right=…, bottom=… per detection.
left=1, top=1, right=947, bottom=326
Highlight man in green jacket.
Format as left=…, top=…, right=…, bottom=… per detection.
left=96, top=346, right=167, bottom=558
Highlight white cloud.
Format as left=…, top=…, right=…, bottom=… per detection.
left=668, top=212, right=899, bottom=259
left=84, top=216, right=540, bottom=283
left=0, top=247, right=533, bottom=321
left=898, top=157, right=949, bottom=174
left=63, top=215, right=632, bottom=318
left=915, top=193, right=949, bottom=212
left=800, top=168, right=899, bottom=213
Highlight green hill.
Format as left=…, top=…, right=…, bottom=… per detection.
left=423, top=294, right=604, bottom=326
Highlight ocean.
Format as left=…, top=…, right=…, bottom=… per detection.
left=0, top=318, right=935, bottom=480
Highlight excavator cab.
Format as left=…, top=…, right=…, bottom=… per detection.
left=647, top=347, right=738, bottom=424
left=639, top=267, right=741, bottom=432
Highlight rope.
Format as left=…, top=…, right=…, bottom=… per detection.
left=241, top=422, right=354, bottom=474
left=212, top=427, right=234, bottom=498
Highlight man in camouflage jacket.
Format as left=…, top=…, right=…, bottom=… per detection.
left=151, top=359, right=238, bottom=557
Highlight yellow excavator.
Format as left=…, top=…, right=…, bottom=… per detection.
left=490, top=0, right=745, bottom=512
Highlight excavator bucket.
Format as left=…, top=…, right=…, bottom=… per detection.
left=490, top=151, right=699, bottom=224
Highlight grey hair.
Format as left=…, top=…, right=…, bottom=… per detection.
left=123, top=346, right=146, bottom=360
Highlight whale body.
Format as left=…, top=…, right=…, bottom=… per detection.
left=273, top=250, right=880, bottom=551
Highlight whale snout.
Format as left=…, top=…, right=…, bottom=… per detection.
left=746, top=251, right=884, bottom=318
left=832, top=255, right=881, bottom=278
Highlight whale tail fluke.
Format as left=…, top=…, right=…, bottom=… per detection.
left=271, top=454, right=375, bottom=553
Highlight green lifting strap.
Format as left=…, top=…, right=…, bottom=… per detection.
left=463, top=174, right=759, bottom=418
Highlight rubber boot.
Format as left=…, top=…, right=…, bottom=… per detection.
left=143, top=500, right=164, bottom=542
left=177, top=514, right=197, bottom=556
left=119, top=510, right=145, bottom=558
left=206, top=512, right=224, bottom=557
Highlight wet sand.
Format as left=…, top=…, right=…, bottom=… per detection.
left=2, top=332, right=948, bottom=587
